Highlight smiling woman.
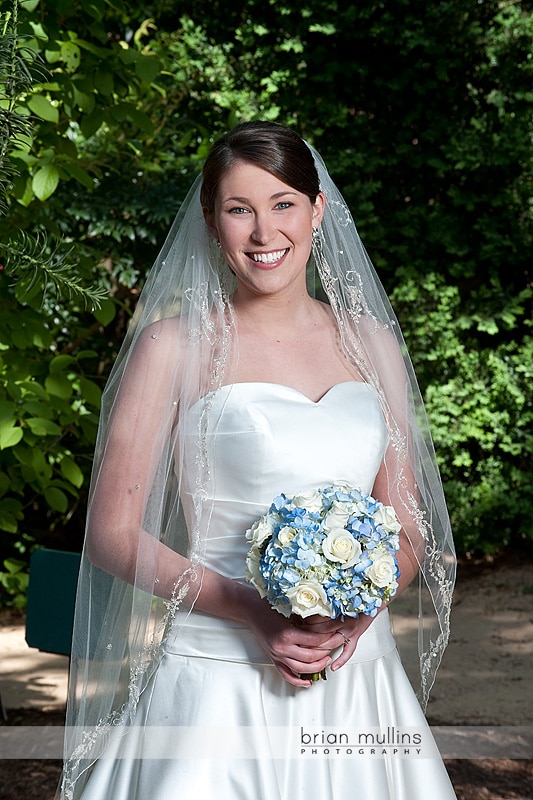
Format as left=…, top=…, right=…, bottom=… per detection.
left=60, top=121, right=456, bottom=800
left=203, top=161, right=324, bottom=300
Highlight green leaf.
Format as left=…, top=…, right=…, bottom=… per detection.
left=27, top=95, right=60, bottom=124
left=0, top=422, right=23, bottom=450
left=93, top=298, right=116, bottom=326
left=0, top=401, right=15, bottom=425
left=78, top=377, right=102, bottom=408
left=0, top=500, right=23, bottom=534
left=72, top=84, right=95, bottom=114
left=45, top=374, right=73, bottom=399
left=44, top=487, right=68, bottom=513
left=60, top=456, right=84, bottom=488
left=26, top=417, right=62, bottom=436
left=32, top=328, right=53, bottom=349
left=45, top=49, right=62, bottom=64
left=21, top=400, right=53, bottom=419
left=20, top=0, right=40, bottom=12
left=64, top=162, right=94, bottom=190
left=93, top=70, right=114, bottom=96
left=49, top=355, right=76, bottom=373
left=85, top=0, right=106, bottom=21
left=80, top=108, right=105, bottom=138
left=2, top=558, right=26, bottom=575
left=32, top=164, right=60, bottom=201
left=127, top=107, right=154, bottom=134
left=61, top=41, right=81, bottom=72
left=135, top=55, right=160, bottom=83
left=18, top=381, right=48, bottom=400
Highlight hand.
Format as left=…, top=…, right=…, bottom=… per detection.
left=244, top=597, right=343, bottom=687
left=300, top=612, right=377, bottom=672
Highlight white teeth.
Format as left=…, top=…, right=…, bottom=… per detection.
left=250, top=249, right=287, bottom=263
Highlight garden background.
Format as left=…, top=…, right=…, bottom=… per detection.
left=0, top=0, right=532, bottom=606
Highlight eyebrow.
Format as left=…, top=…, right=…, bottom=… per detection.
left=221, top=191, right=298, bottom=205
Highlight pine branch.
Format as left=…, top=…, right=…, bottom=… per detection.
left=0, top=0, right=36, bottom=214
left=3, top=231, right=109, bottom=310
left=0, top=2, right=106, bottom=310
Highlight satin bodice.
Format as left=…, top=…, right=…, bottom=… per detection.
left=182, top=381, right=388, bottom=581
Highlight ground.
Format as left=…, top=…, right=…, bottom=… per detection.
left=0, top=553, right=532, bottom=799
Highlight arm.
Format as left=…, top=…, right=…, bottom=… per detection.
left=86, top=319, right=336, bottom=686
left=303, top=322, right=426, bottom=671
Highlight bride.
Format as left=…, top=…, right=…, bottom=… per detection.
left=60, top=121, right=457, bottom=799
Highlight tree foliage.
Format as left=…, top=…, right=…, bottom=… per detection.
left=166, top=0, right=532, bottom=553
left=0, top=0, right=531, bottom=604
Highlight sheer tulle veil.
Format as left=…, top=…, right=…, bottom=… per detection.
left=60, top=127, right=456, bottom=799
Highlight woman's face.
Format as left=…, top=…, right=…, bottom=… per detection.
left=204, top=160, right=325, bottom=300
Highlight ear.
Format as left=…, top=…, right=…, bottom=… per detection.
left=202, top=207, right=219, bottom=241
left=311, top=192, right=326, bottom=228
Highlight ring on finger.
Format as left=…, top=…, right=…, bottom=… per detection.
left=338, top=630, right=351, bottom=645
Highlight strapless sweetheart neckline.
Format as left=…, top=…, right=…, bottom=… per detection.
left=212, top=379, right=370, bottom=405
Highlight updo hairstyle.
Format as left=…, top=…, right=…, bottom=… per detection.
left=200, top=121, right=320, bottom=212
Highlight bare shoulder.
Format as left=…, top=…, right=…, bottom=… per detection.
left=134, top=316, right=187, bottom=361
left=316, top=300, right=398, bottom=347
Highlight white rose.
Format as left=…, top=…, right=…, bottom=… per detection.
left=291, top=489, right=323, bottom=513
left=246, top=517, right=275, bottom=546
left=323, top=501, right=350, bottom=531
left=278, top=526, right=297, bottom=546
left=373, top=505, right=401, bottom=533
left=366, top=551, right=396, bottom=588
left=286, top=580, right=333, bottom=618
left=245, top=549, right=267, bottom=597
left=322, top=530, right=362, bottom=568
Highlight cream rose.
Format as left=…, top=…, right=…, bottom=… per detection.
left=366, top=551, right=396, bottom=588
left=373, top=505, right=402, bottom=533
left=245, top=549, right=267, bottom=597
left=246, top=517, right=275, bottom=546
left=286, top=581, right=333, bottom=618
left=322, top=530, right=362, bottom=568
left=291, top=489, right=323, bottom=513
left=323, top=501, right=351, bottom=531
left=278, top=526, right=297, bottom=546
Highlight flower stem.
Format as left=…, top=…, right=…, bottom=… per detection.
left=301, top=669, right=327, bottom=682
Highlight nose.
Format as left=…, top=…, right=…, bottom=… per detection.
left=251, top=212, right=275, bottom=245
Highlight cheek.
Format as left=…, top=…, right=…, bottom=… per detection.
left=217, top=218, right=245, bottom=247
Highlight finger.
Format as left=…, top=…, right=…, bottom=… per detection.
left=329, top=637, right=358, bottom=672
left=274, top=653, right=333, bottom=686
left=281, top=643, right=335, bottom=665
left=301, top=619, right=339, bottom=634
left=284, top=651, right=333, bottom=675
left=286, top=629, right=339, bottom=649
left=275, top=662, right=313, bottom=687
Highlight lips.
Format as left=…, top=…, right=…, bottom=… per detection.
left=248, top=248, right=289, bottom=264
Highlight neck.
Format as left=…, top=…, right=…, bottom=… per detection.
left=232, top=289, right=319, bottom=333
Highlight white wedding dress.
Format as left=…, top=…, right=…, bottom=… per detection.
left=79, top=381, right=456, bottom=799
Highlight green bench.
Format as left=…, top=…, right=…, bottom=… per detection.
left=25, top=548, right=81, bottom=656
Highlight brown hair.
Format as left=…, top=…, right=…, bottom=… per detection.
left=200, top=121, right=320, bottom=212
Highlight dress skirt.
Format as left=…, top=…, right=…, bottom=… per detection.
left=79, top=609, right=456, bottom=799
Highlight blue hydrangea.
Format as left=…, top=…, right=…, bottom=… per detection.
left=245, top=482, right=401, bottom=620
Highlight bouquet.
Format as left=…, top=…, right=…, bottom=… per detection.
left=245, top=483, right=401, bottom=677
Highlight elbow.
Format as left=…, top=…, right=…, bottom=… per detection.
left=85, top=523, right=136, bottom=585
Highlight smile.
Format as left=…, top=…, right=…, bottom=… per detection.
left=248, top=248, right=289, bottom=264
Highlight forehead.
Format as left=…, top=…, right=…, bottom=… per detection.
left=216, top=160, right=298, bottom=202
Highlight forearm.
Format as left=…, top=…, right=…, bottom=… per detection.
left=88, top=521, right=259, bottom=623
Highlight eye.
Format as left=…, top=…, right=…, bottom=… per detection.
left=228, top=206, right=249, bottom=215
left=275, top=201, right=293, bottom=210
